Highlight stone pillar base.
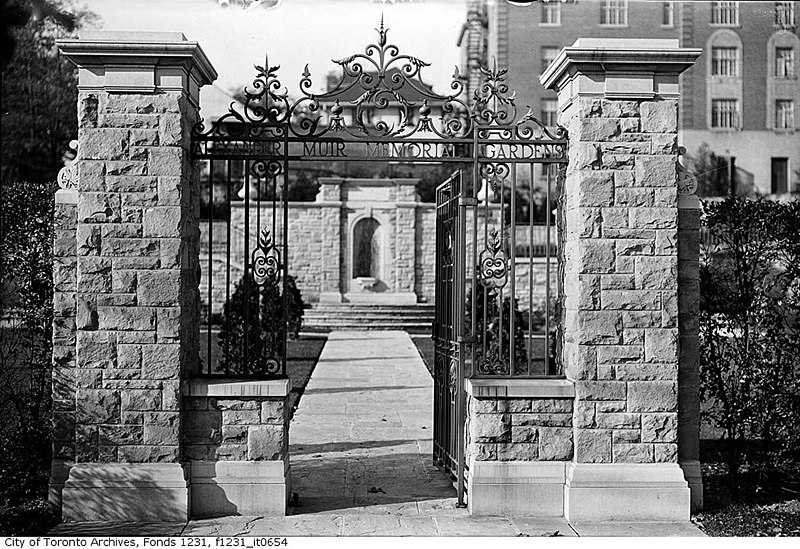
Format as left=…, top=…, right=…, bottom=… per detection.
left=681, top=460, right=704, bottom=512
left=189, top=461, right=290, bottom=518
left=61, top=463, right=189, bottom=522
left=468, top=461, right=567, bottom=517
left=564, top=463, right=690, bottom=522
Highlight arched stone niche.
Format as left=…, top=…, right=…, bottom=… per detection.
left=346, top=209, right=390, bottom=298
left=353, top=217, right=382, bottom=280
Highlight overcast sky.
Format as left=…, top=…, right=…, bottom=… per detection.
left=80, top=0, right=467, bottom=117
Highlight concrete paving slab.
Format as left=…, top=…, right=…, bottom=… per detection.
left=511, top=517, right=577, bottom=537
left=289, top=330, right=457, bottom=518
left=569, top=521, right=706, bottom=537
left=434, top=516, right=519, bottom=537
left=48, top=522, right=186, bottom=536
left=340, top=514, right=439, bottom=536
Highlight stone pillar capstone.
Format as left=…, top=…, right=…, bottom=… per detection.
left=541, top=38, right=701, bottom=521
left=54, top=31, right=217, bottom=521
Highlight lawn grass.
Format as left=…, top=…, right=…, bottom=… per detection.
left=285, top=334, right=327, bottom=418
left=409, top=333, right=434, bottom=378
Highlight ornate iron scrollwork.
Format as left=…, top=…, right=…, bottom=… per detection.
left=479, top=227, right=508, bottom=289
left=192, top=18, right=568, bottom=143
left=252, top=228, right=281, bottom=286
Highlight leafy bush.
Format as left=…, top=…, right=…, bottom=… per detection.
left=217, top=272, right=304, bottom=375
left=700, top=197, right=800, bottom=491
left=0, top=180, right=55, bottom=506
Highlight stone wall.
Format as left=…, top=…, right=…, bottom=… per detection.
left=184, top=396, right=287, bottom=461
left=466, top=395, right=574, bottom=462
left=560, top=96, right=682, bottom=465
left=52, top=192, right=79, bottom=475
left=54, top=31, right=216, bottom=522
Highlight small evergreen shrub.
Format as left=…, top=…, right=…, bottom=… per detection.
left=217, top=272, right=304, bottom=375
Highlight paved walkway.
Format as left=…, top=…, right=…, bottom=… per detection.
left=50, top=330, right=704, bottom=537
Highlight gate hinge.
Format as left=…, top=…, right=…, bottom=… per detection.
left=459, top=197, right=478, bottom=207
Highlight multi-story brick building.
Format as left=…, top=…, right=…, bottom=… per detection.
left=459, top=0, right=800, bottom=195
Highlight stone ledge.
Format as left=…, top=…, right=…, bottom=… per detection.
left=183, top=378, right=292, bottom=398
left=56, top=189, right=78, bottom=204
left=466, top=378, right=575, bottom=399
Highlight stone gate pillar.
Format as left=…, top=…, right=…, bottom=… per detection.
left=541, top=39, right=701, bottom=521
left=54, top=32, right=217, bottom=521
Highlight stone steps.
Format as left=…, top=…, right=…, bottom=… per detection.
left=303, top=304, right=435, bottom=333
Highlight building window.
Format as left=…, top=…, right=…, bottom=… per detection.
left=541, top=46, right=560, bottom=74
left=771, top=158, right=789, bottom=193
left=600, top=0, right=628, bottom=26
left=541, top=99, right=558, bottom=127
left=711, top=1, right=739, bottom=26
left=711, top=47, right=739, bottom=76
left=541, top=1, right=561, bottom=25
left=776, top=47, right=795, bottom=77
left=711, top=99, right=739, bottom=128
left=662, top=2, right=675, bottom=27
left=775, top=2, right=796, bottom=28
left=775, top=99, right=795, bottom=129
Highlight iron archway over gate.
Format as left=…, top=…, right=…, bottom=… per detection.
left=190, top=20, right=568, bottom=507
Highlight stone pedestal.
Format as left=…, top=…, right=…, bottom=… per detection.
left=183, top=379, right=292, bottom=517
left=540, top=38, right=701, bottom=521
left=54, top=31, right=217, bottom=521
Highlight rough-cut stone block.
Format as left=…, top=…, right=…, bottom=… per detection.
left=612, top=429, right=641, bottom=444
left=566, top=240, right=616, bottom=274
left=77, top=161, right=106, bottom=192
left=157, top=177, right=182, bottom=206
left=472, top=413, right=511, bottom=443
left=247, top=425, right=285, bottom=460
left=641, top=413, right=677, bottom=443
left=602, top=100, right=639, bottom=118
left=143, top=412, right=180, bottom=445
left=117, top=445, right=180, bottom=463
left=614, top=363, right=677, bottom=381
left=640, top=102, right=677, bottom=133
left=77, top=331, right=116, bottom=369
left=602, top=289, right=661, bottom=310
left=141, top=344, right=181, bottom=380
left=143, top=207, right=182, bottom=238
left=600, top=207, right=628, bottom=229
left=575, top=429, right=612, bottom=463
left=122, top=390, right=161, bottom=412
left=538, top=427, right=574, bottom=460
left=78, top=257, right=112, bottom=293
left=221, top=425, right=248, bottom=445
left=148, top=148, right=184, bottom=176
left=644, top=328, right=678, bottom=363
left=103, top=238, right=159, bottom=257
left=138, top=271, right=180, bottom=306
left=564, top=275, right=600, bottom=310
left=159, top=238, right=181, bottom=269
left=566, top=311, right=623, bottom=345
left=106, top=94, right=182, bottom=115
left=496, top=443, right=538, bottom=461
left=576, top=381, right=626, bottom=401
left=629, top=208, right=677, bottom=230
left=512, top=413, right=571, bottom=427
left=530, top=399, right=573, bottom=413
left=81, top=128, right=129, bottom=160
left=185, top=411, right=221, bottom=444
left=98, top=306, right=156, bottom=331
left=99, top=425, right=143, bottom=446
left=597, top=345, right=642, bottom=365
left=76, top=389, right=120, bottom=425
left=654, top=443, right=678, bottom=462
left=260, top=400, right=285, bottom=423
left=628, top=381, right=677, bottom=412
left=596, top=412, right=640, bottom=429
left=511, top=425, right=538, bottom=443
left=222, top=410, right=261, bottom=425
left=613, top=443, right=654, bottom=463
left=577, top=172, right=614, bottom=206
left=636, top=257, right=677, bottom=290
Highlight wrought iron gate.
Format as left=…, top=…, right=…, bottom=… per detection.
left=190, top=19, right=568, bottom=506
left=433, top=171, right=465, bottom=501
